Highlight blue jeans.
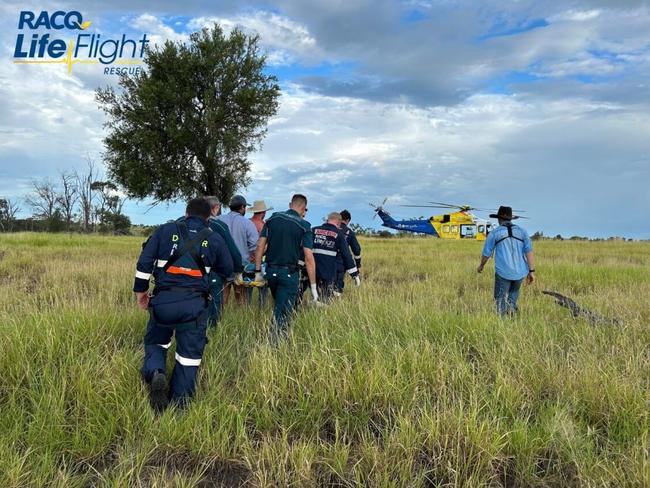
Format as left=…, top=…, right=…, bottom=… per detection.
left=494, top=274, right=523, bottom=316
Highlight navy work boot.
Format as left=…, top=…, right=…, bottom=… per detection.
left=149, top=369, right=169, bottom=413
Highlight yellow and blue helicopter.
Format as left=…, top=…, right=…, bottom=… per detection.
left=370, top=200, right=526, bottom=241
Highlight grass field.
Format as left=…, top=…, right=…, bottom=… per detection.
left=0, top=232, right=648, bottom=487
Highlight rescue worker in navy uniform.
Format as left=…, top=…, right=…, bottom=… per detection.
left=254, top=194, right=317, bottom=342
left=313, top=212, right=361, bottom=301
left=134, top=198, right=233, bottom=411
left=205, top=196, right=243, bottom=327
left=335, top=209, right=362, bottom=295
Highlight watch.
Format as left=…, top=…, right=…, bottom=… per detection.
left=528, top=269, right=535, bottom=273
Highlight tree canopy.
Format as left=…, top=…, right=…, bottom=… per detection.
left=96, top=24, right=280, bottom=204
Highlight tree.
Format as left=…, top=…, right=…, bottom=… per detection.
left=57, top=171, right=78, bottom=231
left=25, top=178, right=59, bottom=220
left=96, top=24, right=280, bottom=204
left=91, top=180, right=130, bottom=234
left=0, top=198, right=21, bottom=232
left=75, top=157, right=99, bottom=232
left=99, top=211, right=131, bottom=235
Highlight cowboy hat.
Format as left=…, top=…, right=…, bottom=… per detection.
left=247, top=200, right=273, bottom=213
left=489, top=206, right=520, bottom=220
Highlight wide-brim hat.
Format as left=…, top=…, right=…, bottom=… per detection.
left=248, top=200, right=273, bottom=213
left=489, top=206, right=519, bottom=220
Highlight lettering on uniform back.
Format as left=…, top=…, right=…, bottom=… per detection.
left=162, top=222, right=212, bottom=278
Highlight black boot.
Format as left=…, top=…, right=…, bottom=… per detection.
left=149, top=370, right=169, bottom=413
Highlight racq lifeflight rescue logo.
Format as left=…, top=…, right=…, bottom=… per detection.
left=13, top=10, right=150, bottom=75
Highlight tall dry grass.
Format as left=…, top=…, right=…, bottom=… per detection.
left=0, top=233, right=647, bottom=487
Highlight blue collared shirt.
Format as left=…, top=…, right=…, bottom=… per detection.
left=218, top=211, right=259, bottom=266
left=482, top=223, right=532, bottom=281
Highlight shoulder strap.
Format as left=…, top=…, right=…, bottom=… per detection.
left=163, top=222, right=213, bottom=275
left=495, top=223, right=524, bottom=245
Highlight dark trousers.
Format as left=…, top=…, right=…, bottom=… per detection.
left=295, top=267, right=310, bottom=306
left=317, top=277, right=335, bottom=302
left=494, top=274, right=524, bottom=316
left=266, top=265, right=299, bottom=342
left=335, top=263, right=345, bottom=293
left=142, top=317, right=208, bottom=407
left=247, top=285, right=268, bottom=307
left=207, top=272, right=224, bottom=327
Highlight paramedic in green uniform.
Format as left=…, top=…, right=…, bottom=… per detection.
left=254, top=194, right=317, bottom=342
left=205, top=196, right=243, bottom=326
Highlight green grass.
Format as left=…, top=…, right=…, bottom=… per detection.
left=0, top=233, right=648, bottom=487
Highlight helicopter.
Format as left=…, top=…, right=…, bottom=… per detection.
left=370, top=199, right=526, bottom=241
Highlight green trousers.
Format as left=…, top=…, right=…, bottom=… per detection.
left=207, top=272, right=224, bottom=327
left=266, top=265, right=299, bottom=342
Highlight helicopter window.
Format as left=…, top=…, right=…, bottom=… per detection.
left=478, top=225, right=485, bottom=233
left=450, top=225, right=458, bottom=233
left=460, top=225, right=476, bottom=237
left=442, top=214, right=451, bottom=223
left=442, top=225, right=450, bottom=233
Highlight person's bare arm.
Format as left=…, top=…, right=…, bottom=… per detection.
left=525, top=251, right=536, bottom=284
left=477, top=254, right=490, bottom=273
left=255, top=236, right=267, bottom=270
left=304, top=248, right=316, bottom=284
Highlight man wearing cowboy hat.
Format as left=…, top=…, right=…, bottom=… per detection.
left=477, top=206, right=536, bottom=316
left=248, top=200, right=273, bottom=233
left=248, top=200, right=273, bottom=306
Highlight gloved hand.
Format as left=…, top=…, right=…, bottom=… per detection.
left=310, top=283, right=319, bottom=302
left=354, top=275, right=361, bottom=287
left=234, top=273, right=244, bottom=285
left=255, top=271, right=264, bottom=283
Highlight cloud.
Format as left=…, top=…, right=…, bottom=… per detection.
left=0, top=0, right=649, bottom=237
left=271, top=1, right=650, bottom=106
left=245, top=85, right=650, bottom=237
left=131, top=13, right=188, bottom=46
left=188, top=11, right=320, bottom=66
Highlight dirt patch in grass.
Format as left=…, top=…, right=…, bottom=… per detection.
left=534, top=448, right=580, bottom=486
left=314, top=460, right=351, bottom=487
left=492, top=456, right=518, bottom=488
left=144, top=450, right=254, bottom=487
left=74, top=448, right=254, bottom=487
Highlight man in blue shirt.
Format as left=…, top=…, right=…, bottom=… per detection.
left=477, top=206, right=536, bottom=316
left=218, top=195, right=260, bottom=306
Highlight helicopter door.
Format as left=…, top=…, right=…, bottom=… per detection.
left=460, top=224, right=476, bottom=238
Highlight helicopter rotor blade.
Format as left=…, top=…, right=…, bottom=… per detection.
left=399, top=204, right=456, bottom=209
left=427, top=201, right=463, bottom=208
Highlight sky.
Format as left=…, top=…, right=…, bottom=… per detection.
left=1, top=0, right=649, bottom=238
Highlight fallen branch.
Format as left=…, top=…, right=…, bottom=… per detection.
left=542, top=290, right=621, bottom=326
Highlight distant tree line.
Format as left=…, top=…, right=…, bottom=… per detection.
left=530, top=231, right=636, bottom=242
left=0, top=159, right=131, bottom=234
